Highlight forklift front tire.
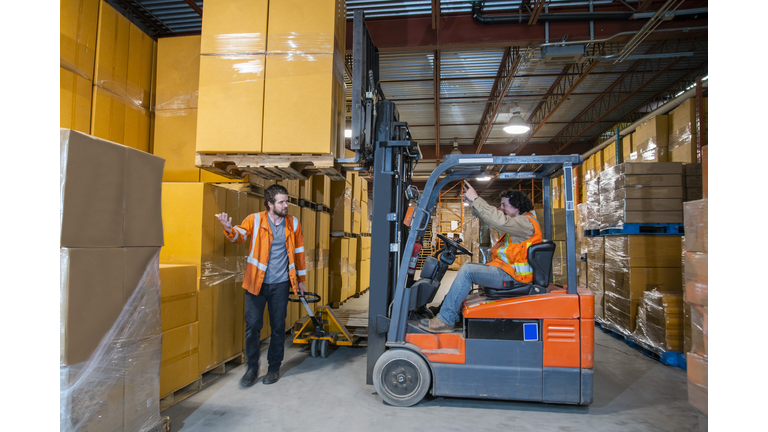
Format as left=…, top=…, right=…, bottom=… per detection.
left=373, top=349, right=431, bottom=407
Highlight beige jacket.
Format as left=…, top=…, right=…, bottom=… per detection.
left=470, top=197, right=537, bottom=243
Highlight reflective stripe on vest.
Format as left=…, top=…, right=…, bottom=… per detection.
left=247, top=255, right=268, bottom=271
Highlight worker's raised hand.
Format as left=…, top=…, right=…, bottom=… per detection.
left=215, top=212, right=233, bottom=233
left=463, top=180, right=479, bottom=204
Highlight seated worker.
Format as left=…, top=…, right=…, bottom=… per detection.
left=419, top=180, right=542, bottom=333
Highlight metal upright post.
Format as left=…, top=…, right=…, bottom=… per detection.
left=542, top=176, right=553, bottom=241
left=615, top=126, right=622, bottom=166
left=562, top=163, right=578, bottom=293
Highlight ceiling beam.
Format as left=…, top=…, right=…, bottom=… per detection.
left=182, top=0, right=203, bottom=16
left=472, top=47, right=523, bottom=154
left=529, top=0, right=546, bottom=25
left=431, top=0, right=440, bottom=31
left=515, top=46, right=604, bottom=155
left=348, top=12, right=707, bottom=52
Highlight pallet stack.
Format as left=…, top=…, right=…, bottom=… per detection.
left=60, top=0, right=156, bottom=153
left=194, top=0, right=346, bottom=157
left=60, top=129, right=165, bottom=431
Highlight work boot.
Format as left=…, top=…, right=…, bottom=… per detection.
left=262, top=370, right=280, bottom=385
left=240, top=369, right=258, bottom=387
left=418, top=316, right=454, bottom=333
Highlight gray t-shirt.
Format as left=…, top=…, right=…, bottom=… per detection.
left=263, top=215, right=289, bottom=284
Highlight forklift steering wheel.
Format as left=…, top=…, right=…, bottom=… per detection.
left=436, top=233, right=472, bottom=256
left=288, top=292, right=321, bottom=303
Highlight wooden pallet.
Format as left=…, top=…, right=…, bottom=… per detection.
left=159, top=352, right=245, bottom=412
left=195, top=153, right=346, bottom=181
left=146, top=416, right=171, bottom=432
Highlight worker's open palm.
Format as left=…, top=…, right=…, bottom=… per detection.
left=215, top=213, right=233, bottom=232
left=463, top=180, right=479, bottom=203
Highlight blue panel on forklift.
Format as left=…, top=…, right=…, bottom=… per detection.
left=430, top=339, right=544, bottom=401
left=542, top=367, right=581, bottom=404
left=523, top=323, right=538, bottom=341
left=581, top=368, right=594, bottom=405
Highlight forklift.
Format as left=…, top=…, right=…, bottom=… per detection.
left=346, top=11, right=593, bottom=407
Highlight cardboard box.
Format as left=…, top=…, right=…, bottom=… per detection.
left=160, top=322, right=199, bottom=397
left=586, top=237, right=605, bottom=319
left=604, top=235, right=682, bottom=268
left=604, top=266, right=683, bottom=300
left=668, top=99, right=698, bottom=163
left=200, top=0, right=268, bottom=54
left=262, top=51, right=345, bottom=155
left=312, top=175, right=332, bottom=207
left=196, top=54, right=266, bottom=153
left=348, top=237, right=359, bottom=294
left=684, top=252, right=708, bottom=307
left=60, top=0, right=100, bottom=80
left=60, top=360, right=124, bottom=432
left=609, top=186, right=684, bottom=200
left=684, top=199, right=708, bottom=253
left=155, top=35, right=201, bottom=110
left=267, top=0, right=345, bottom=54
left=299, top=177, right=314, bottom=201
left=329, top=237, right=350, bottom=275
left=330, top=180, right=352, bottom=233
left=159, top=264, right=198, bottom=331
left=689, top=304, right=707, bottom=356
left=631, top=115, right=669, bottom=162
left=60, top=66, right=93, bottom=133
left=198, top=275, right=245, bottom=372
left=621, top=134, right=633, bottom=163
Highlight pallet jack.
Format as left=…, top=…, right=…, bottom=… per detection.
left=344, top=10, right=594, bottom=407
left=290, top=293, right=365, bottom=358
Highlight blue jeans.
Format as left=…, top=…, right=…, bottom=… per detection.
left=244, top=281, right=290, bottom=373
left=437, top=263, right=516, bottom=325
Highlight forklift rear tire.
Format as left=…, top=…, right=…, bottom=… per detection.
left=310, top=339, right=319, bottom=358
left=320, top=339, right=330, bottom=358
left=373, top=349, right=431, bottom=407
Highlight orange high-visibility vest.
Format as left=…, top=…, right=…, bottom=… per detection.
left=224, top=211, right=306, bottom=296
left=486, top=213, right=542, bottom=283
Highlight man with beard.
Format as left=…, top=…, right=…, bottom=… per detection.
left=216, top=184, right=307, bottom=386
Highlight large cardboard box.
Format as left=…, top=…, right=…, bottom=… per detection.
left=159, top=264, right=198, bottom=332
left=155, top=35, right=201, bottom=111
left=60, top=247, right=161, bottom=366
left=61, top=129, right=165, bottom=248
left=267, top=0, right=346, bottom=54
left=200, top=0, right=268, bottom=55
left=348, top=237, right=359, bottom=295
left=60, top=0, right=100, bottom=80
left=161, top=183, right=225, bottom=277
left=312, top=175, right=332, bottom=207
left=160, top=322, right=199, bottom=397
left=198, top=275, right=245, bottom=372
left=91, top=1, right=155, bottom=152
left=668, top=98, right=699, bottom=163
left=586, top=237, right=605, bottom=319
left=330, top=180, right=353, bottom=233
left=631, top=115, right=669, bottom=162
left=196, top=54, right=266, bottom=153
left=123, top=334, right=162, bottom=431
left=60, top=360, right=125, bottom=432
left=262, top=52, right=345, bottom=155
left=604, top=235, right=682, bottom=269
left=604, top=266, right=683, bottom=301
left=621, top=134, right=633, bottom=163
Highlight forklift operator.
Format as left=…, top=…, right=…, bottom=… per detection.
left=419, top=180, right=542, bottom=333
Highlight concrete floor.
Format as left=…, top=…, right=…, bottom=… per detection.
left=163, top=271, right=706, bottom=432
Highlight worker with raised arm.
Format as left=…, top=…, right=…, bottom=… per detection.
left=419, top=180, right=542, bottom=333
left=216, top=184, right=306, bottom=386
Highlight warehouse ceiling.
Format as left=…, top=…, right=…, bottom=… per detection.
left=107, top=0, right=708, bottom=201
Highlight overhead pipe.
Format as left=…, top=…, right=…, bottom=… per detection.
left=470, top=2, right=706, bottom=25
left=580, top=83, right=707, bottom=160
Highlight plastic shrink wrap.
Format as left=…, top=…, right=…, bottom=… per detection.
left=632, top=289, right=684, bottom=352
left=61, top=251, right=162, bottom=432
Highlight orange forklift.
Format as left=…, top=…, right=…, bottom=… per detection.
left=347, top=10, right=593, bottom=407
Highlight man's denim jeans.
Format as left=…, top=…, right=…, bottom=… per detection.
left=437, top=263, right=515, bottom=325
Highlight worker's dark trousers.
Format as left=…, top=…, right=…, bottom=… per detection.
left=244, top=281, right=290, bottom=374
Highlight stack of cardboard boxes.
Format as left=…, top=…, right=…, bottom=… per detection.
left=683, top=197, right=708, bottom=415
left=599, top=162, right=685, bottom=228
left=632, top=290, right=685, bottom=352
left=603, top=235, right=683, bottom=333
left=60, top=129, right=165, bottom=431
left=60, top=0, right=156, bottom=153
left=195, top=0, right=346, bottom=157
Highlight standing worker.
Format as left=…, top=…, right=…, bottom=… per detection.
left=216, top=184, right=306, bottom=386
left=419, top=180, right=542, bottom=333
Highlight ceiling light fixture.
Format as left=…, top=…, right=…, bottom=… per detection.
left=503, top=107, right=530, bottom=135
left=450, top=139, right=462, bottom=155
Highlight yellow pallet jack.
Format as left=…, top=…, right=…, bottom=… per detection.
left=290, top=293, right=363, bottom=358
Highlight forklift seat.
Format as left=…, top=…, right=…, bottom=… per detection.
left=482, top=240, right=556, bottom=300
